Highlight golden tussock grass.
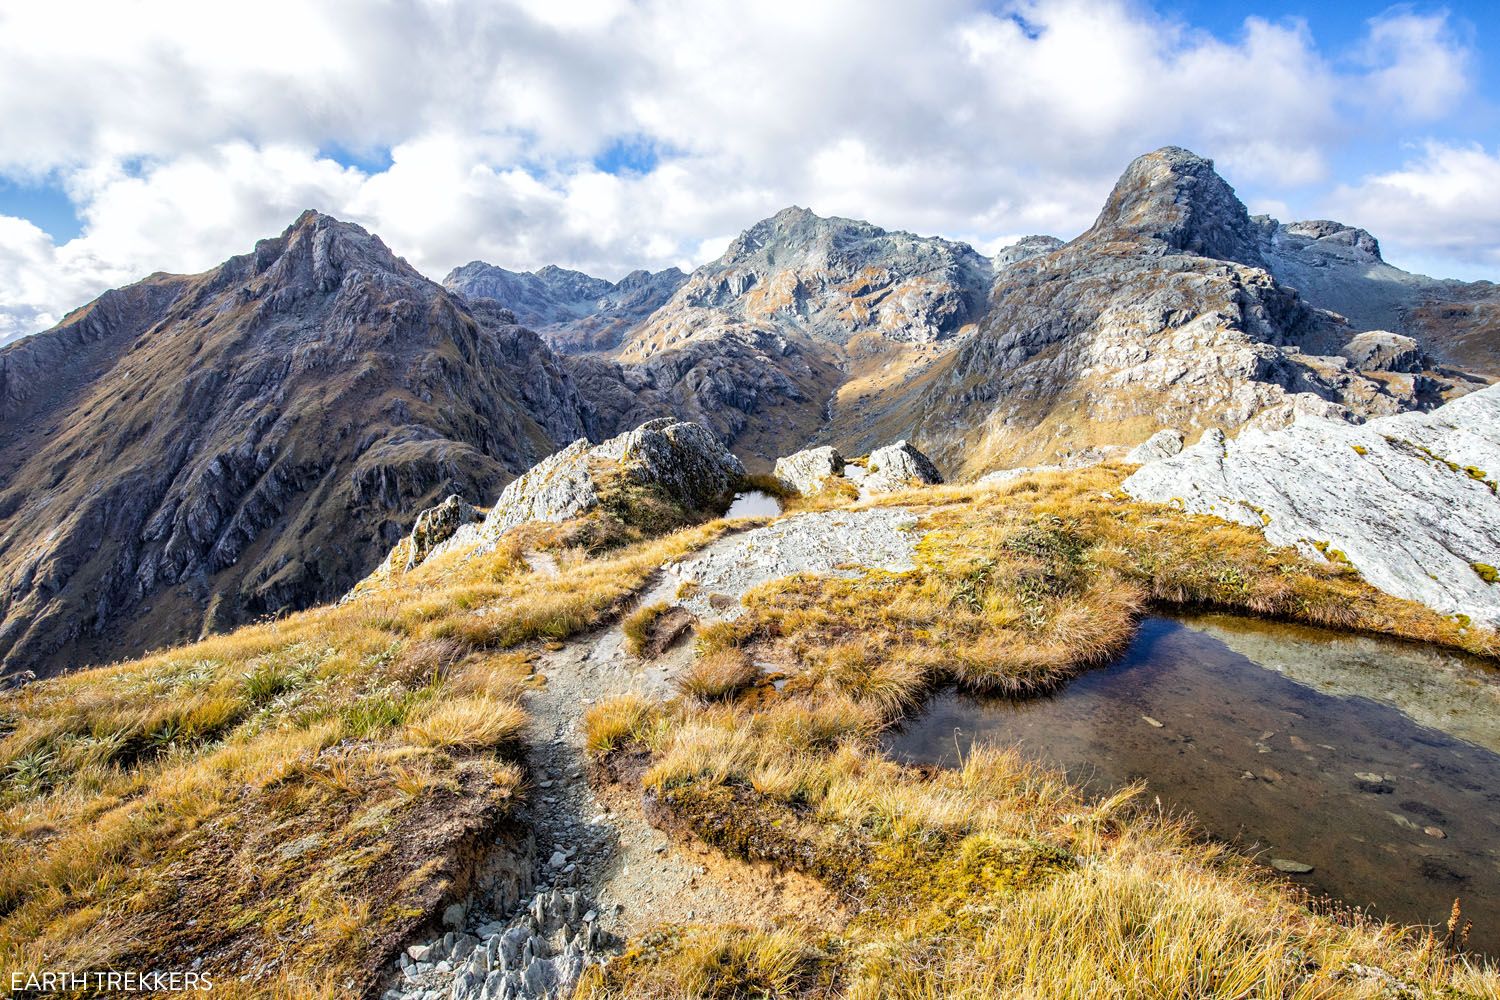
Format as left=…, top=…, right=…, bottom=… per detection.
left=0, top=511, right=737, bottom=991
left=405, top=696, right=527, bottom=750
left=711, top=464, right=1495, bottom=722
left=623, top=602, right=673, bottom=657
left=581, top=466, right=1499, bottom=999
left=675, top=649, right=758, bottom=702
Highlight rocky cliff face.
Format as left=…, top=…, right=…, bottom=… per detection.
left=1123, top=384, right=1500, bottom=628
left=897, top=147, right=1485, bottom=477
left=0, top=212, right=603, bottom=681
left=444, top=262, right=686, bottom=354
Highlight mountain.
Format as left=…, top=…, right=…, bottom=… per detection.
left=444, top=261, right=687, bottom=353
left=1252, top=217, right=1500, bottom=374
left=622, top=205, right=994, bottom=356
left=886, top=147, right=1489, bottom=476
left=0, top=211, right=607, bottom=681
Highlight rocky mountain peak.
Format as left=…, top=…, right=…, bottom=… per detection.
left=247, top=209, right=423, bottom=298
left=1087, top=145, right=1265, bottom=267
left=994, top=235, right=1065, bottom=269
left=630, top=206, right=994, bottom=349
left=721, top=205, right=885, bottom=268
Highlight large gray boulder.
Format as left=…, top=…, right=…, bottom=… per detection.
left=865, top=440, right=943, bottom=494
left=428, top=419, right=744, bottom=561
left=354, top=419, right=745, bottom=586
left=773, top=446, right=845, bottom=496
left=1123, top=384, right=1500, bottom=627
left=1339, top=330, right=1424, bottom=373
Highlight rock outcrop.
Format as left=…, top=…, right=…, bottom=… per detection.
left=766, top=440, right=941, bottom=498
left=772, top=446, right=845, bottom=495
left=1123, top=384, right=1500, bottom=627
left=407, top=419, right=744, bottom=568
left=0, top=211, right=605, bottom=681
left=388, top=886, right=609, bottom=1000
left=1338, top=330, right=1424, bottom=373
left=994, top=235, right=1065, bottom=270
left=445, top=262, right=687, bottom=354
left=362, top=495, right=482, bottom=588
left=1125, top=429, right=1186, bottom=465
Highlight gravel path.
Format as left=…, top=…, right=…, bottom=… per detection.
left=387, top=509, right=919, bottom=999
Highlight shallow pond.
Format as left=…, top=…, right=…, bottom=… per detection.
left=882, top=615, right=1500, bottom=953
left=724, top=490, right=782, bottom=519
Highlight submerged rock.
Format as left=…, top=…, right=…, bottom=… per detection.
left=1123, top=384, right=1500, bottom=627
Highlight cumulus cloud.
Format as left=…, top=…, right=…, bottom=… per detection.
left=1325, top=142, right=1500, bottom=278
left=0, top=0, right=1483, bottom=343
left=1352, top=8, right=1473, bottom=122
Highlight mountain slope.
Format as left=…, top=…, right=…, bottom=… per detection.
left=0, top=212, right=601, bottom=681
left=1253, top=217, right=1500, bottom=374
left=889, top=147, right=1486, bottom=476
left=444, top=262, right=687, bottom=354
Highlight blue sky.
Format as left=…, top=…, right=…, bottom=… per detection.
left=1, top=0, right=1497, bottom=343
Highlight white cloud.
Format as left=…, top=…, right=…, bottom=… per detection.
left=1353, top=8, right=1473, bottom=122
left=1325, top=142, right=1500, bottom=279
left=0, top=0, right=1485, bottom=344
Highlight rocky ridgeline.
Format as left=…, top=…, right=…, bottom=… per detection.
left=1252, top=216, right=1500, bottom=374
left=1124, top=384, right=1500, bottom=628
left=0, top=211, right=615, bottom=681
left=772, top=440, right=943, bottom=497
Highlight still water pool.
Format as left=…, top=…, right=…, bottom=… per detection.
left=724, top=490, right=782, bottom=518
left=883, top=615, right=1500, bottom=952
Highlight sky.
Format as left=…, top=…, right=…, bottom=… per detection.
left=0, top=0, right=1497, bottom=344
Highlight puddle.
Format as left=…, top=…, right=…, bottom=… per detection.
left=725, top=490, right=782, bottom=518
left=882, top=615, right=1500, bottom=953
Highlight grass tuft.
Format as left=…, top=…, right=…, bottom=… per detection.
left=675, top=649, right=758, bottom=702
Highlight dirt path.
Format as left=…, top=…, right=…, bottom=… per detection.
left=386, top=509, right=920, bottom=999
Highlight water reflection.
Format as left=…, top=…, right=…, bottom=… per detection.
left=725, top=490, right=782, bottom=518
left=883, top=616, right=1500, bottom=953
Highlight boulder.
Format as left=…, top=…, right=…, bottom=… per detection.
left=772, top=446, right=845, bottom=495
left=1123, top=384, right=1500, bottom=627
left=1339, top=330, right=1424, bottom=373
left=457, top=419, right=744, bottom=556
left=1125, top=429, right=1185, bottom=465
left=864, top=440, right=943, bottom=493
